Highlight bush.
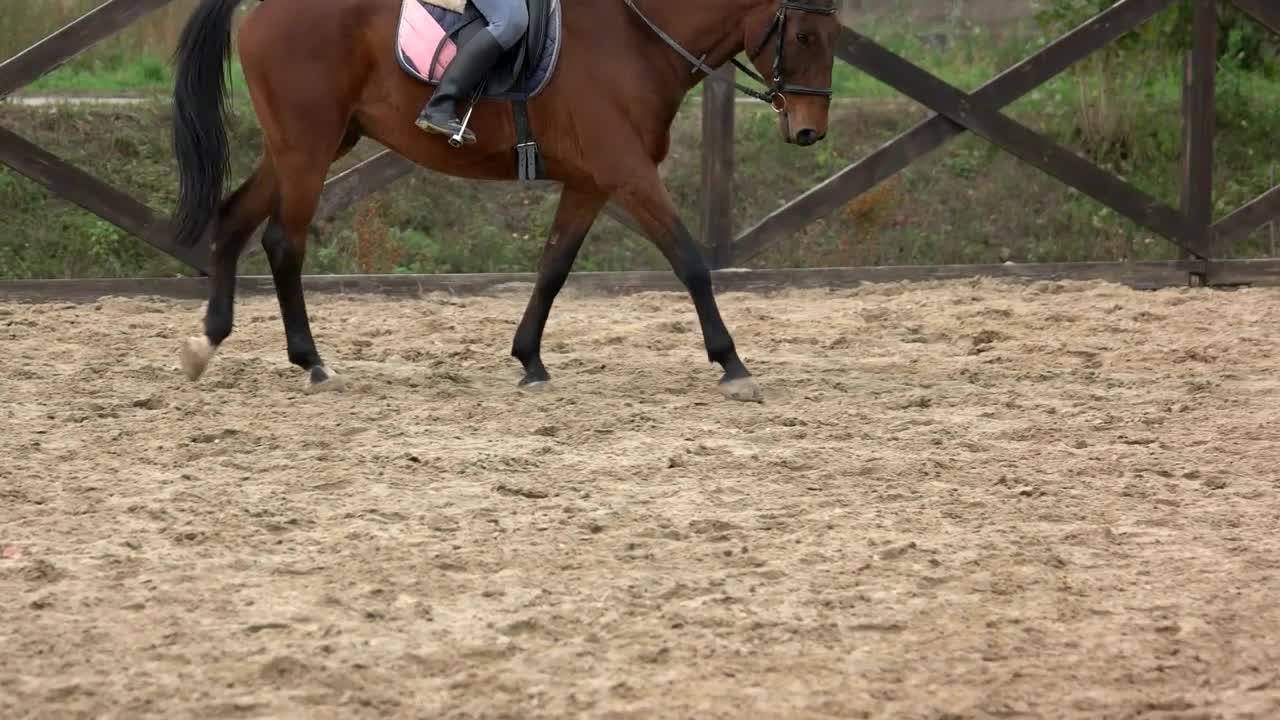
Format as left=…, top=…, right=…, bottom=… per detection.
left=1034, top=0, right=1277, bottom=73
left=1028, top=0, right=1279, bottom=170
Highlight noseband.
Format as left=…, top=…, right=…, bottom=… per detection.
left=622, top=0, right=836, bottom=111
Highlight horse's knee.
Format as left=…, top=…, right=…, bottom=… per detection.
left=536, top=250, right=575, bottom=294
left=673, top=246, right=712, bottom=295
left=682, top=263, right=712, bottom=295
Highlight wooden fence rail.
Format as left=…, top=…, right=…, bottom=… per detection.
left=2, top=0, right=1279, bottom=287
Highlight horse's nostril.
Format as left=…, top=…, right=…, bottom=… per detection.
left=796, top=129, right=817, bottom=146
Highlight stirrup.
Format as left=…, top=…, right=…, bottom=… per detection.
left=416, top=114, right=475, bottom=145
left=447, top=94, right=480, bottom=148
left=448, top=81, right=486, bottom=146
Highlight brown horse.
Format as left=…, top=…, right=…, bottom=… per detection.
left=170, top=0, right=838, bottom=401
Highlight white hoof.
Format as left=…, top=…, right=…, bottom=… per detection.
left=304, top=366, right=346, bottom=394
left=719, top=377, right=764, bottom=403
left=179, top=336, right=217, bottom=381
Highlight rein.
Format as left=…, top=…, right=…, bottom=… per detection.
left=621, top=0, right=836, bottom=111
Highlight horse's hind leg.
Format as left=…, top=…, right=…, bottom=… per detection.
left=180, top=126, right=357, bottom=385
left=180, top=158, right=278, bottom=381
left=259, top=144, right=347, bottom=394
left=253, top=125, right=361, bottom=393
left=510, top=182, right=608, bottom=387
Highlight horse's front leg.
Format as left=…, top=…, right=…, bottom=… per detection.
left=510, top=181, right=609, bottom=388
left=607, top=164, right=762, bottom=403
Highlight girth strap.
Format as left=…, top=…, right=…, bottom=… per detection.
left=512, top=99, right=541, bottom=182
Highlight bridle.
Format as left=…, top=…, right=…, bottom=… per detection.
left=622, top=0, right=836, bottom=112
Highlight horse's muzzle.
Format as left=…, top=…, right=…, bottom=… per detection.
left=791, top=128, right=824, bottom=146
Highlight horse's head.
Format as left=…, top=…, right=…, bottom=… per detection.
left=740, top=0, right=838, bottom=146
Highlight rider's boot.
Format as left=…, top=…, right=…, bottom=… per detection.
left=415, top=29, right=505, bottom=145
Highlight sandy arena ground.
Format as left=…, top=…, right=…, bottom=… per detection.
left=2, top=278, right=1279, bottom=719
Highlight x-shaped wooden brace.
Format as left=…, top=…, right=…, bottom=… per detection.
left=837, top=24, right=1208, bottom=259
left=736, top=0, right=1238, bottom=264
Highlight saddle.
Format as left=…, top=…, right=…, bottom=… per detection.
left=398, top=0, right=560, bottom=100
left=397, top=0, right=558, bottom=180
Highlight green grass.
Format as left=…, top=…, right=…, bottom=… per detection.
left=21, top=53, right=248, bottom=96
left=24, top=54, right=172, bottom=94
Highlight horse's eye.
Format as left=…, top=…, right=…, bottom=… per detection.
left=796, top=32, right=812, bottom=46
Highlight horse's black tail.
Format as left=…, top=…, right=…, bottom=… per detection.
left=171, top=0, right=242, bottom=248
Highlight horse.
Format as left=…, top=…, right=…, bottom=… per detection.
left=170, top=0, right=839, bottom=402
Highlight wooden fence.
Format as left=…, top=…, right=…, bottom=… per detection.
left=710, top=0, right=1280, bottom=284
left=2, top=0, right=1280, bottom=289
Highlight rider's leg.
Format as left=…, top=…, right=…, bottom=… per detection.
left=471, top=0, right=529, bottom=50
left=415, top=1, right=530, bottom=144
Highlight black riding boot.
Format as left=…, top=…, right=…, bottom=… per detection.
left=415, top=30, right=506, bottom=145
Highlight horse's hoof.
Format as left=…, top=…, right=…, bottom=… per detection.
left=179, top=336, right=216, bottom=381
left=719, top=376, right=764, bottom=403
left=304, top=366, right=346, bottom=395
left=518, top=366, right=551, bottom=392
left=518, top=378, right=552, bottom=393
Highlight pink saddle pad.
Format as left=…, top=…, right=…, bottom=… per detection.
left=398, top=0, right=457, bottom=81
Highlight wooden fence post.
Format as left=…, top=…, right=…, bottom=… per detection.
left=700, top=65, right=736, bottom=269
left=1181, top=0, right=1216, bottom=277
